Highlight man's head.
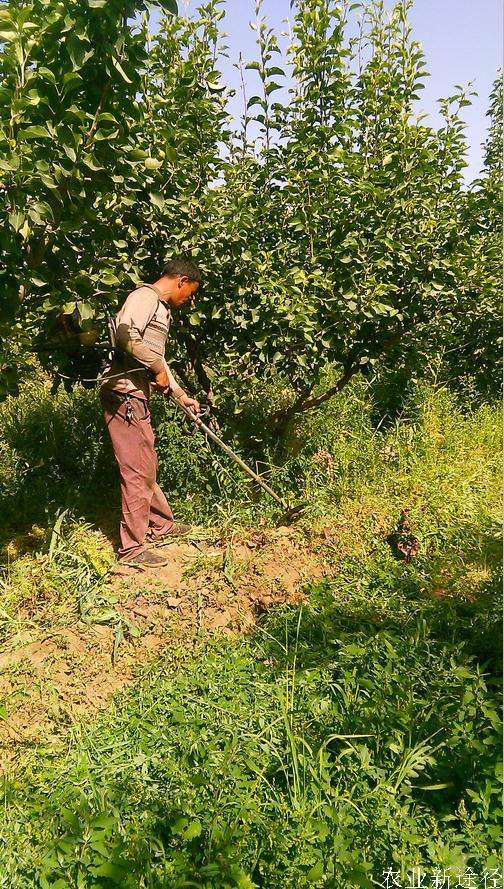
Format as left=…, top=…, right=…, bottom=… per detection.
left=157, top=257, right=202, bottom=309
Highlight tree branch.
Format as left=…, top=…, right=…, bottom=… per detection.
left=83, top=82, right=111, bottom=150
left=178, top=330, right=214, bottom=399
left=270, top=383, right=314, bottom=436
left=295, top=364, right=360, bottom=412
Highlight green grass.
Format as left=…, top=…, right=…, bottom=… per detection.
left=0, top=559, right=500, bottom=888
left=0, top=380, right=501, bottom=888
left=0, top=513, right=115, bottom=642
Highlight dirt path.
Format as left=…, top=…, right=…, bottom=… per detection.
left=0, top=525, right=328, bottom=772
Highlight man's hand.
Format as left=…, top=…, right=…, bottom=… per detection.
left=177, top=392, right=200, bottom=414
left=153, top=369, right=170, bottom=393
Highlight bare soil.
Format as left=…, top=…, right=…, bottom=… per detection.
left=0, top=523, right=331, bottom=772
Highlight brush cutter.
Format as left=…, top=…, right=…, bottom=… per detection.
left=171, top=396, right=306, bottom=524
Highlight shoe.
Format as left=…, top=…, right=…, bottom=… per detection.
left=167, top=522, right=192, bottom=537
left=120, top=549, right=170, bottom=568
left=148, top=522, right=192, bottom=543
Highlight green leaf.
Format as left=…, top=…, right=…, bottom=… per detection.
left=94, top=128, right=119, bottom=141
left=28, top=201, right=53, bottom=223
left=149, top=191, right=165, bottom=210
left=157, top=0, right=178, bottom=12
left=307, top=861, right=324, bottom=882
left=66, top=34, right=91, bottom=70
left=184, top=819, right=202, bottom=840
left=90, top=609, right=117, bottom=624
left=346, top=869, right=373, bottom=889
left=207, top=81, right=225, bottom=93
left=62, top=144, right=76, bottom=162
left=111, top=55, right=133, bottom=84
left=247, top=96, right=264, bottom=109
left=0, top=156, right=20, bottom=171
left=82, top=155, right=104, bottom=171
left=8, top=210, right=25, bottom=232
left=145, top=157, right=162, bottom=170
left=266, top=82, right=282, bottom=95
left=128, top=148, right=148, bottom=161
left=18, top=125, right=51, bottom=140
left=21, top=220, right=31, bottom=241
left=90, top=862, right=126, bottom=880
left=76, top=301, right=94, bottom=321
left=101, top=272, right=120, bottom=285
left=37, top=66, right=57, bottom=84
left=62, top=72, right=82, bottom=95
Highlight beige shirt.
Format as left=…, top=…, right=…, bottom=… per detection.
left=101, top=284, right=179, bottom=400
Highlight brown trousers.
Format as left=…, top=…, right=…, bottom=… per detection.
left=100, top=389, right=174, bottom=558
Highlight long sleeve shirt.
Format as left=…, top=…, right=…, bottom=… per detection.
left=101, top=284, right=180, bottom=400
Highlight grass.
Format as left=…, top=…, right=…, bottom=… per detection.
left=0, top=564, right=500, bottom=888
left=0, top=378, right=501, bottom=888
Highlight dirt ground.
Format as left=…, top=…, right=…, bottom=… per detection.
left=0, top=524, right=330, bottom=773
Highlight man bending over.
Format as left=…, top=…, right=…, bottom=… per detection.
left=100, top=257, right=201, bottom=568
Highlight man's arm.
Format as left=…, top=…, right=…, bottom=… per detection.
left=162, top=357, right=182, bottom=395
left=160, top=358, right=200, bottom=412
left=115, top=290, right=164, bottom=375
left=115, top=288, right=200, bottom=410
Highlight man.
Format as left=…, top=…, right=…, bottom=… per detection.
left=100, top=257, right=201, bottom=568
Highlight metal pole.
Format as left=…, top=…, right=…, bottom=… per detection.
left=171, top=397, right=287, bottom=508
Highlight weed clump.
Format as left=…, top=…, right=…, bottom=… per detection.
left=0, top=515, right=114, bottom=638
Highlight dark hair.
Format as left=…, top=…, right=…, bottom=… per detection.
left=162, top=256, right=202, bottom=283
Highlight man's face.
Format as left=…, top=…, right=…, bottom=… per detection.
left=171, top=276, right=199, bottom=308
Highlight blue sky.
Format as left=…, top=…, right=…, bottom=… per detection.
left=175, top=0, right=502, bottom=183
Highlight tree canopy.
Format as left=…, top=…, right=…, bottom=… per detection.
left=0, top=0, right=501, bottom=409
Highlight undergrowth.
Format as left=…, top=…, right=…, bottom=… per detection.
left=0, top=375, right=500, bottom=536
left=0, top=380, right=501, bottom=887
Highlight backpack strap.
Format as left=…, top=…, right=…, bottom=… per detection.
left=106, top=283, right=162, bottom=349
left=130, top=282, right=162, bottom=336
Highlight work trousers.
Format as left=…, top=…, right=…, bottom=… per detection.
left=100, top=388, right=174, bottom=559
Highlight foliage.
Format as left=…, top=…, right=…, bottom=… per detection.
left=0, top=377, right=501, bottom=887
left=0, top=374, right=501, bottom=537
left=439, top=73, right=503, bottom=401
left=0, top=0, right=229, bottom=395
left=0, top=511, right=114, bottom=640
left=189, top=0, right=480, bottom=424
left=0, top=377, right=111, bottom=529
left=0, top=0, right=500, bottom=409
